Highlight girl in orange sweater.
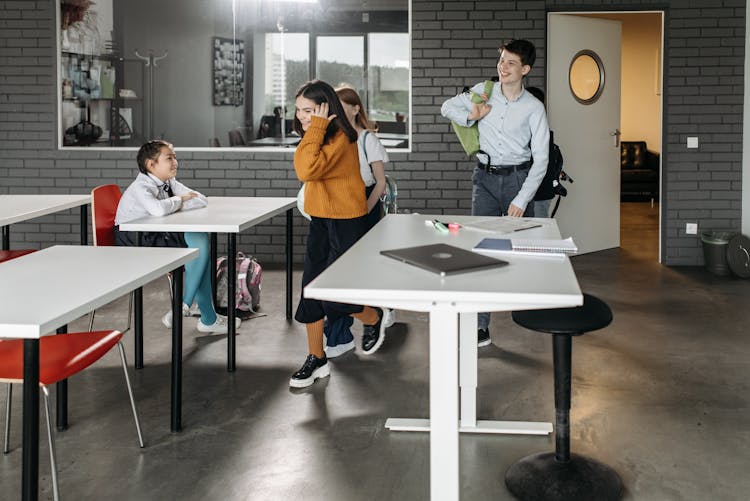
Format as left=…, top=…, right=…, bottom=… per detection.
left=290, top=80, right=386, bottom=388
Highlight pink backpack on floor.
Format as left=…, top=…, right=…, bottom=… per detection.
left=216, top=252, right=262, bottom=313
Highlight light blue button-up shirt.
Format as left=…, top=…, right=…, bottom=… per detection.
left=442, top=82, right=550, bottom=210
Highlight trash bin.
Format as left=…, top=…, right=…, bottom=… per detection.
left=700, top=230, right=737, bottom=276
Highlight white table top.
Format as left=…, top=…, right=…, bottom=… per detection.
left=0, top=194, right=91, bottom=226
left=118, top=197, right=296, bottom=233
left=305, top=214, right=583, bottom=313
left=0, top=245, right=198, bottom=339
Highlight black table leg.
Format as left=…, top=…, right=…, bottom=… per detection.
left=2, top=225, right=9, bottom=251
left=55, top=326, right=68, bottom=431
left=134, top=232, right=144, bottom=369
left=210, top=233, right=218, bottom=304
left=79, top=205, right=88, bottom=246
left=171, top=265, right=184, bottom=432
left=227, top=233, right=236, bottom=372
left=22, top=339, right=39, bottom=501
left=286, top=208, right=293, bottom=320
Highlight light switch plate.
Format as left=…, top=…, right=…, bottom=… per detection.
left=687, top=137, right=699, bottom=148
left=686, top=223, right=698, bottom=235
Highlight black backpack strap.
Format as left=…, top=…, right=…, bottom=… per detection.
left=476, top=149, right=491, bottom=165
left=550, top=195, right=562, bottom=218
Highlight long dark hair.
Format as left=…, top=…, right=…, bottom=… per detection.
left=293, top=80, right=358, bottom=144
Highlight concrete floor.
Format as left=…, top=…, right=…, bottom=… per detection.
left=3, top=204, right=750, bottom=500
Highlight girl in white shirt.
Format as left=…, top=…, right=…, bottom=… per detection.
left=325, top=87, right=391, bottom=356
left=336, top=86, right=389, bottom=232
left=114, top=140, right=240, bottom=335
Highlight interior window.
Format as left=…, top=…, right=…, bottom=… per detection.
left=57, top=0, right=410, bottom=150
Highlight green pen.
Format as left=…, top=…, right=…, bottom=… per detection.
left=432, top=219, right=449, bottom=233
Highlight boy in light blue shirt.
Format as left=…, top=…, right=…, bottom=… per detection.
left=441, top=39, right=550, bottom=347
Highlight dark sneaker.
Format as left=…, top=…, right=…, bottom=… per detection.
left=478, top=328, right=491, bottom=347
left=362, top=307, right=386, bottom=355
left=289, top=354, right=330, bottom=388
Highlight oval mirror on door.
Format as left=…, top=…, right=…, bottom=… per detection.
left=569, top=49, right=605, bottom=105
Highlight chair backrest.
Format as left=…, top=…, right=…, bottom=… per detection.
left=91, top=184, right=122, bottom=247
left=228, top=129, right=246, bottom=146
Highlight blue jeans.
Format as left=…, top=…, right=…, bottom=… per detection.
left=472, top=166, right=533, bottom=330
left=534, top=199, right=552, bottom=218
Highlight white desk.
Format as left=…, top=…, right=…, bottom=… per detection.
left=304, top=214, right=583, bottom=501
left=0, top=245, right=197, bottom=501
left=119, top=196, right=297, bottom=371
left=0, top=194, right=91, bottom=249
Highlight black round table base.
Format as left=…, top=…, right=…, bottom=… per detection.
left=505, top=452, right=623, bottom=501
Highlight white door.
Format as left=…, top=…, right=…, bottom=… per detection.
left=547, top=14, right=622, bottom=254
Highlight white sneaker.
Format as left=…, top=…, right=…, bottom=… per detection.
left=162, top=303, right=191, bottom=329
left=196, top=314, right=241, bottom=334
left=382, top=308, right=396, bottom=328
left=324, top=341, right=355, bottom=358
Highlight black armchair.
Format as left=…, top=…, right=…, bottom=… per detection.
left=620, top=141, right=659, bottom=201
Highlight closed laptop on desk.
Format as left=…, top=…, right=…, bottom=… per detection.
left=380, top=243, right=507, bottom=276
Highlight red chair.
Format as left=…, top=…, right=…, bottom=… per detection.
left=89, top=184, right=173, bottom=332
left=91, top=184, right=122, bottom=247
left=89, top=185, right=133, bottom=331
left=0, top=249, right=36, bottom=263
left=2, top=331, right=144, bottom=501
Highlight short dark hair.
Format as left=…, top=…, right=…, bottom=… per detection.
left=136, top=139, right=171, bottom=174
left=500, top=39, right=536, bottom=68
left=292, top=80, right=358, bottom=144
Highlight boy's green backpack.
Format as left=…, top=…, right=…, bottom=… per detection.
left=450, top=80, right=494, bottom=156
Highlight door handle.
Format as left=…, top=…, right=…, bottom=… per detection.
left=610, top=128, right=621, bottom=147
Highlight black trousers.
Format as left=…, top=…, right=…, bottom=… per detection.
left=113, top=226, right=186, bottom=248
left=295, top=215, right=369, bottom=324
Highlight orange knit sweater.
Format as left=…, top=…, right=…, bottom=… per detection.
left=294, top=116, right=367, bottom=219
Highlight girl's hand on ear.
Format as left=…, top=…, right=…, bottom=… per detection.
left=313, top=102, right=336, bottom=122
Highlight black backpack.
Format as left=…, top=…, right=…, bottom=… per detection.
left=534, top=131, right=573, bottom=216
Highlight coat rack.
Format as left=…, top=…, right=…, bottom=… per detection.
left=133, top=49, right=168, bottom=139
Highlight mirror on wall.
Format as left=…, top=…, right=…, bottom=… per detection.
left=58, top=0, right=411, bottom=149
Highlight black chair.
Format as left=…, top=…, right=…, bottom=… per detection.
left=506, top=293, right=623, bottom=501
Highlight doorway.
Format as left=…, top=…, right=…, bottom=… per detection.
left=547, top=11, right=664, bottom=262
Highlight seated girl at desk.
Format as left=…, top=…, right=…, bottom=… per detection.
left=291, top=80, right=386, bottom=388
left=114, top=139, right=241, bottom=335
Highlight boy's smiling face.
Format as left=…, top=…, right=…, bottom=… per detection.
left=147, top=145, right=178, bottom=182
left=497, top=49, right=530, bottom=86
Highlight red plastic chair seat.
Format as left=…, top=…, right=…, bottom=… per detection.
left=0, top=249, right=36, bottom=264
left=0, top=330, right=123, bottom=385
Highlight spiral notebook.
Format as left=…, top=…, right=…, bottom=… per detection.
left=473, top=236, right=577, bottom=258
left=380, top=243, right=508, bottom=276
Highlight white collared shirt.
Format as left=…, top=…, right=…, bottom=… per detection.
left=115, top=172, right=207, bottom=225
left=441, top=82, right=550, bottom=210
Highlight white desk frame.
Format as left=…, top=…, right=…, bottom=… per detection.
left=0, top=245, right=197, bottom=501
left=0, top=194, right=91, bottom=249
left=305, top=214, right=583, bottom=501
left=119, top=196, right=297, bottom=372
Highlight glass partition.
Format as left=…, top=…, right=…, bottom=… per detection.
left=57, top=0, right=411, bottom=149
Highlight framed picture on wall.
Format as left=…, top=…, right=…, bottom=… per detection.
left=212, top=36, right=245, bottom=106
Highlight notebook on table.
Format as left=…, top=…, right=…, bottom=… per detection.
left=380, top=243, right=508, bottom=276
left=472, top=236, right=577, bottom=258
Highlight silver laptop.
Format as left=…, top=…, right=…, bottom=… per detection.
left=380, top=243, right=508, bottom=276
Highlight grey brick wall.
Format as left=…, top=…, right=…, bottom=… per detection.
left=0, top=0, right=745, bottom=266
